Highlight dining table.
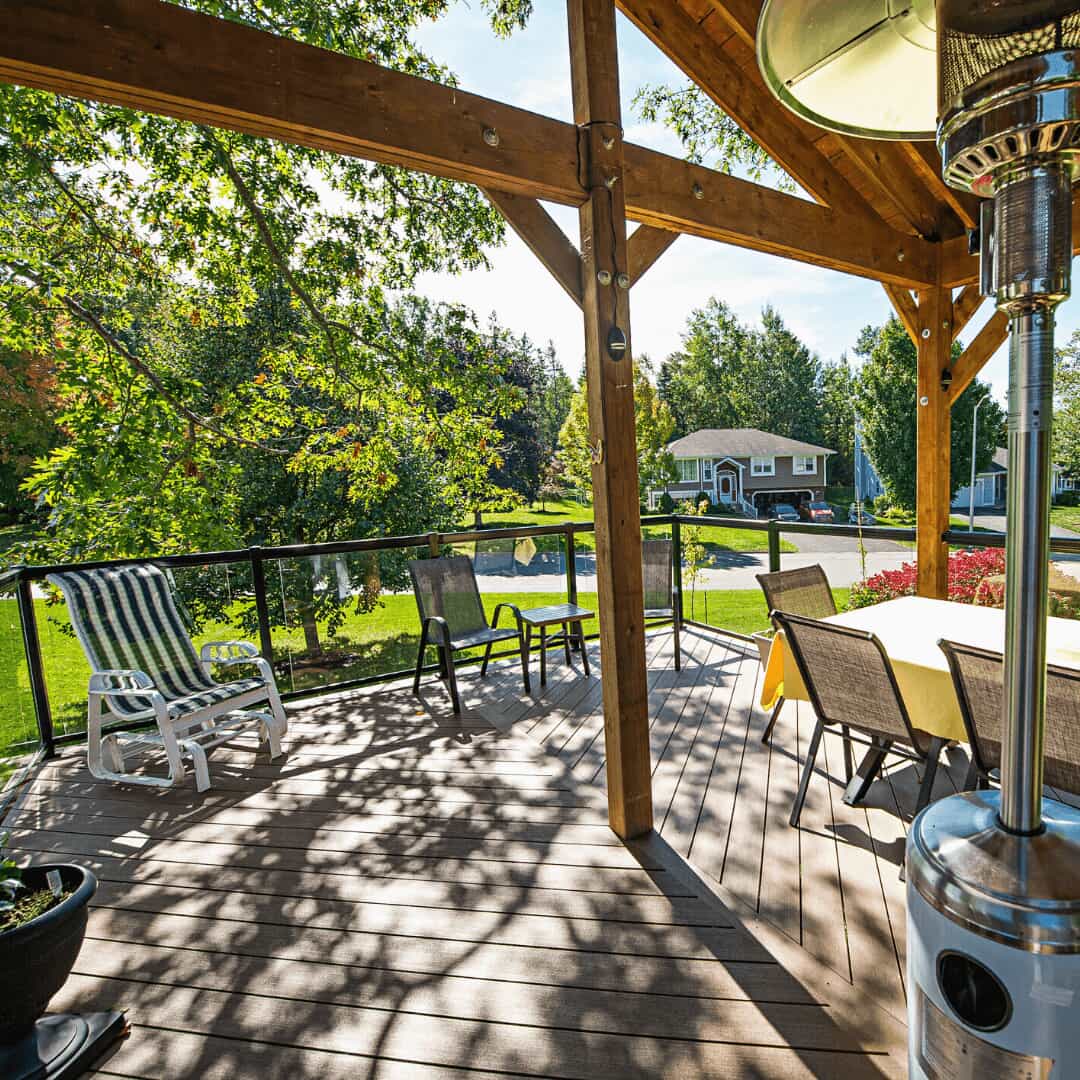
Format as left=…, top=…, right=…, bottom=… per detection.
left=760, top=594, right=1080, bottom=744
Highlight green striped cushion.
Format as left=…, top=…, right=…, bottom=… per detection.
left=48, top=564, right=218, bottom=717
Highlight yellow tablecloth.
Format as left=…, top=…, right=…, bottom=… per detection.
left=759, top=595, right=1080, bottom=744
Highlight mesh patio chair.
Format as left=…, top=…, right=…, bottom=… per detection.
left=940, top=640, right=1080, bottom=797
left=409, top=556, right=529, bottom=713
left=642, top=539, right=681, bottom=671
left=755, top=565, right=838, bottom=746
left=773, top=611, right=947, bottom=827
left=48, top=564, right=286, bottom=792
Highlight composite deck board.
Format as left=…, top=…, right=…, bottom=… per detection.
left=4, top=631, right=908, bottom=1078
left=485, top=628, right=975, bottom=1027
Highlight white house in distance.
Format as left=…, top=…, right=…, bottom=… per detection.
left=649, top=428, right=835, bottom=516
left=952, top=446, right=1076, bottom=509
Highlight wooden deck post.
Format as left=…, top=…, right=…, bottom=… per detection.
left=916, top=286, right=953, bottom=599
left=567, top=0, right=652, bottom=839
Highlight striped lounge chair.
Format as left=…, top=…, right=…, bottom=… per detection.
left=48, top=563, right=287, bottom=792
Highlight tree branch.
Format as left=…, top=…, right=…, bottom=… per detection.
left=6, top=261, right=288, bottom=455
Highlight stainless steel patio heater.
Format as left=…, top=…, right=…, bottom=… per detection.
left=758, top=2, right=1080, bottom=1075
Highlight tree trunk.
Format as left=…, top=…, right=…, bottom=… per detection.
left=474, top=508, right=484, bottom=528
left=300, top=607, right=323, bottom=656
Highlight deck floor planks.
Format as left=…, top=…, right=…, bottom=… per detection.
left=2, top=645, right=909, bottom=1079
left=487, top=627, right=975, bottom=1028
left=754, top=699, right=805, bottom=951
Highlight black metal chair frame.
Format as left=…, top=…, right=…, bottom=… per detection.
left=755, top=565, right=837, bottom=747
left=409, top=556, right=530, bottom=714
left=642, top=538, right=681, bottom=672
left=774, top=610, right=948, bottom=828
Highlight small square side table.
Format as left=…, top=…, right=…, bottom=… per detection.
left=518, top=603, right=594, bottom=687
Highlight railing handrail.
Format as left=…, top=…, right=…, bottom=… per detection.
left=8, top=514, right=677, bottom=581
left=944, top=527, right=1080, bottom=556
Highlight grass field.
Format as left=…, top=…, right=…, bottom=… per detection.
left=0, top=583, right=849, bottom=762
left=1051, top=506, right=1080, bottom=533
left=470, top=499, right=797, bottom=554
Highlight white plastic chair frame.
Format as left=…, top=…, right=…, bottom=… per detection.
left=50, top=566, right=287, bottom=792
left=84, top=640, right=286, bottom=793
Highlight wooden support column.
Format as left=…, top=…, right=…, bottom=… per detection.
left=916, top=287, right=953, bottom=599
left=568, top=0, right=652, bottom=839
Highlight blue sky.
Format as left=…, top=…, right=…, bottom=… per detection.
left=413, top=3, right=1080, bottom=406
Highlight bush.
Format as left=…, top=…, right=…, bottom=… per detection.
left=849, top=547, right=1006, bottom=609
left=658, top=492, right=675, bottom=514
left=1056, top=490, right=1079, bottom=507
left=696, top=491, right=714, bottom=512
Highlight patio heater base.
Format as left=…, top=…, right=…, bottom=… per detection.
left=907, top=791, right=1080, bottom=1078
left=0, top=1011, right=127, bottom=1080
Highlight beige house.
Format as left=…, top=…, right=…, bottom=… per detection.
left=650, top=428, right=835, bottom=516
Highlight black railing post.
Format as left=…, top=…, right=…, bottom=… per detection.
left=768, top=521, right=782, bottom=573
left=249, top=547, right=274, bottom=663
left=671, top=518, right=684, bottom=622
left=17, top=571, right=54, bottom=758
left=564, top=527, right=578, bottom=604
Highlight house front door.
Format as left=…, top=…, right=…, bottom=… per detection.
left=717, top=473, right=734, bottom=504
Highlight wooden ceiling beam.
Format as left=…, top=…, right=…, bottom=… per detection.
left=627, top=225, right=679, bottom=284
left=483, top=189, right=583, bottom=307
left=902, top=143, right=982, bottom=231
left=883, top=284, right=920, bottom=345
left=699, top=0, right=964, bottom=240
left=950, top=285, right=984, bottom=340
left=622, top=143, right=935, bottom=285
left=616, top=0, right=876, bottom=214
left=947, top=311, right=1010, bottom=405
left=0, top=0, right=938, bottom=287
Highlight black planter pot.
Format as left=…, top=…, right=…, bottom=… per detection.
left=0, top=864, right=96, bottom=1044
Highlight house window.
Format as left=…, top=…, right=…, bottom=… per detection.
left=793, top=455, right=817, bottom=475
left=750, top=456, right=775, bottom=477
left=702, top=460, right=713, bottom=482
left=676, top=459, right=699, bottom=484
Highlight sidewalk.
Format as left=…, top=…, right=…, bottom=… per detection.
left=473, top=547, right=915, bottom=593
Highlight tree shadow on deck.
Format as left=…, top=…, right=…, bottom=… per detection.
left=3, top=661, right=903, bottom=1079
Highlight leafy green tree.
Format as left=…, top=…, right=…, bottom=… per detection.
left=0, top=0, right=544, bottom=569
left=1054, top=330, right=1080, bottom=476
left=0, top=348, right=58, bottom=520
left=558, top=362, right=676, bottom=503
left=533, top=342, right=575, bottom=464
left=856, top=317, right=1005, bottom=509
left=819, top=358, right=857, bottom=487
left=657, top=300, right=822, bottom=441
left=633, top=84, right=794, bottom=192
left=657, top=299, right=748, bottom=435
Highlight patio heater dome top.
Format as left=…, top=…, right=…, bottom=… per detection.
left=756, top=0, right=939, bottom=141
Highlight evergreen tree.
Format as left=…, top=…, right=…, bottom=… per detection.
left=657, top=300, right=822, bottom=442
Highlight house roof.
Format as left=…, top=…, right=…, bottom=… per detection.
left=989, top=447, right=1062, bottom=474
left=668, top=428, right=835, bottom=460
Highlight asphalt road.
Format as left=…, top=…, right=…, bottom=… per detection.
left=967, top=508, right=1080, bottom=539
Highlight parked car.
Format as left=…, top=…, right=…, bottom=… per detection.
left=798, top=500, right=835, bottom=524
left=848, top=503, right=877, bottom=525
left=768, top=502, right=800, bottom=523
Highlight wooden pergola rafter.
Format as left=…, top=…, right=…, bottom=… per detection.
left=0, top=0, right=1028, bottom=838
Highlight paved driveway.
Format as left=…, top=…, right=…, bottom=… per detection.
left=968, top=508, right=1080, bottom=539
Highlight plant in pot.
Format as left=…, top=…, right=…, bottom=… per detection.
left=0, top=838, right=125, bottom=1079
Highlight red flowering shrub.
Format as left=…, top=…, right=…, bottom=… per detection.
left=849, top=547, right=1007, bottom=610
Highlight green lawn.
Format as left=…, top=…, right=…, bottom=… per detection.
left=471, top=498, right=796, bottom=554
left=1051, top=506, right=1080, bottom=533
left=0, top=584, right=850, bottom=761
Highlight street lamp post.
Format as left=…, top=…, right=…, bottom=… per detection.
left=968, top=392, right=990, bottom=532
